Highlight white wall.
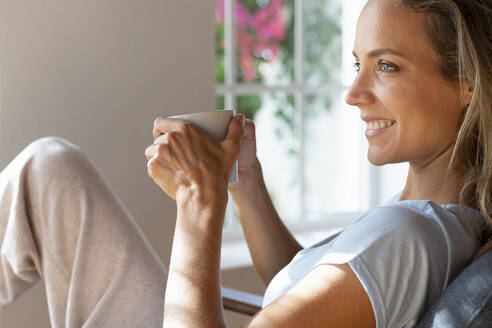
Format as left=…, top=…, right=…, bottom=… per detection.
left=0, top=0, right=215, bottom=326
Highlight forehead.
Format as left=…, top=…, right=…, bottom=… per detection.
left=354, top=0, right=437, bottom=62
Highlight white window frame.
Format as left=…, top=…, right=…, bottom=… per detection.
left=218, top=0, right=407, bottom=269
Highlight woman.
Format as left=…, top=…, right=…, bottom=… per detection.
left=0, top=0, right=490, bottom=327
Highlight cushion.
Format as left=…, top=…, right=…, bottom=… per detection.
left=417, top=249, right=492, bottom=327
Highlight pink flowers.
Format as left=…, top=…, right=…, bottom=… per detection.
left=216, top=0, right=287, bottom=82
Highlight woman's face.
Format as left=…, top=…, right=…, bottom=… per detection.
left=345, top=0, right=466, bottom=167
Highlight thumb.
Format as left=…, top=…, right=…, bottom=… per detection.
left=225, top=114, right=245, bottom=144
left=221, top=114, right=245, bottom=156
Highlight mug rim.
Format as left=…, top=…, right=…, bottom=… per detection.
left=169, top=109, right=234, bottom=119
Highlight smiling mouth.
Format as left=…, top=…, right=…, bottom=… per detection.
left=366, top=120, right=396, bottom=131
left=365, top=120, right=396, bottom=138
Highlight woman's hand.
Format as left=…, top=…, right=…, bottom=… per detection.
left=145, top=114, right=245, bottom=205
left=228, top=118, right=262, bottom=193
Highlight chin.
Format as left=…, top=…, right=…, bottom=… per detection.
left=367, top=150, right=406, bottom=166
left=367, top=150, right=391, bottom=166
left=367, top=157, right=387, bottom=166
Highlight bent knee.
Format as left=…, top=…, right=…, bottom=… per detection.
left=27, top=136, right=79, bottom=151
left=26, top=137, right=82, bottom=160
left=25, top=137, right=91, bottom=178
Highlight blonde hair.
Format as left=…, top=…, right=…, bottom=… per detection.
left=395, top=0, right=492, bottom=244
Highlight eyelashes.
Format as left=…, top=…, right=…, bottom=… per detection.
left=352, top=60, right=399, bottom=73
left=378, top=61, right=398, bottom=72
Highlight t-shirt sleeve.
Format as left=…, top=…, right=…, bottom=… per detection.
left=314, top=204, right=449, bottom=328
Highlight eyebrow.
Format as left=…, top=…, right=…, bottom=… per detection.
left=352, top=48, right=411, bottom=61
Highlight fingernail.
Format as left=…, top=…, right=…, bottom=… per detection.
left=238, top=114, right=245, bottom=125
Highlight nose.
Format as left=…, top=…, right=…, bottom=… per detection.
left=345, top=74, right=375, bottom=107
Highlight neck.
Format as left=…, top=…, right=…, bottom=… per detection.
left=400, top=144, right=464, bottom=205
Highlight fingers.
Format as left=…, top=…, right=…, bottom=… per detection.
left=145, top=132, right=179, bottom=163
left=153, top=132, right=169, bottom=145
left=145, top=143, right=167, bottom=161
left=153, top=116, right=188, bottom=139
left=146, top=145, right=163, bottom=178
left=145, top=144, right=155, bottom=160
left=221, top=114, right=245, bottom=159
left=243, top=119, right=256, bottom=139
left=224, top=115, right=245, bottom=184
left=226, top=114, right=245, bottom=143
left=148, top=113, right=244, bottom=165
left=145, top=143, right=172, bottom=188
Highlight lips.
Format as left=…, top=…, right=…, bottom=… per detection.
left=361, top=114, right=396, bottom=123
left=365, top=120, right=396, bottom=138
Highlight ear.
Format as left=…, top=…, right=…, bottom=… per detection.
left=461, top=82, right=474, bottom=108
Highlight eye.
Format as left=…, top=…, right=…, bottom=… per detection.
left=378, top=60, right=398, bottom=72
left=352, top=61, right=360, bottom=73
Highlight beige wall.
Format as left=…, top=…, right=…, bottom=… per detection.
left=0, top=0, right=263, bottom=326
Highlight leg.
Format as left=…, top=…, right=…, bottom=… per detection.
left=0, top=137, right=167, bottom=327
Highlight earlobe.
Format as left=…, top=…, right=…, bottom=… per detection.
left=461, top=83, right=473, bottom=109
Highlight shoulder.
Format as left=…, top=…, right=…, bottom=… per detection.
left=341, top=201, right=444, bottom=246
left=364, top=201, right=436, bottom=224
left=338, top=203, right=451, bottom=327
left=314, top=201, right=450, bottom=270
left=361, top=201, right=482, bottom=249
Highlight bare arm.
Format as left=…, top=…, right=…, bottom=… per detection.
left=229, top=159, right=302, bottom=285
left=228, top=119, right=302, bottom=285
left=147, top=115, right=375, bottom=328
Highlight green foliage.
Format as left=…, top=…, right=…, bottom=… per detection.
left=216, top=95, right=225, bottom=110
left=237, top=95, right=262, bottom=119
left=242, top=0, right=260, bottom=11
left=216, top=0, right=342, bottom=157
left=305, top=0, right=342, bottom=85
left=216, top=23, right=225, bottom=83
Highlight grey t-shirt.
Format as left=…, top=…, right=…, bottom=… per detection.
left=262, top=192, right=484, bottom=328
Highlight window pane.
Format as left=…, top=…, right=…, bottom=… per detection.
left=239, top=93, right=301, bottom=221
left=303, top=91, right=364, bottom=217
left=235, top=0, right=295, bottom=85
left=304, top=0, right=342, bottom=85
left=216, top=0, right=225, bottom=83
left=216, top=94, right=225, bottom=110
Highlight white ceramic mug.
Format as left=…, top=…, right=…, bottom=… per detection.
left=169, top=110, right=238, bottom=184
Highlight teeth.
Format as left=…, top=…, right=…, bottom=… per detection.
left=366, top=120, right=395, bottom=130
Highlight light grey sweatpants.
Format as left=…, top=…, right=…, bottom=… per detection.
left=0, top=137, right=168, bottom=327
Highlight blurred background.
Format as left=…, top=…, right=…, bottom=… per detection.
left=0, top=0, right=407, bottom=326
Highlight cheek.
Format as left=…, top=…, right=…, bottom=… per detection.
left=374, top=78, right=418, bottom=125
left=410, top=84, right=462, bottom=140
left=374, top=78, right=461, bottom=160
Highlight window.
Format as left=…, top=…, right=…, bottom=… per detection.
left=216, top=0, right=408, bottom=267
